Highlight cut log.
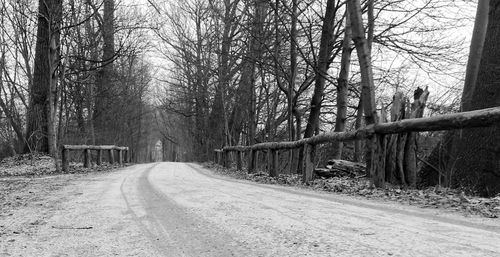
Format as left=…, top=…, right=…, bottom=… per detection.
left=314, top=160, right=366, bottom=178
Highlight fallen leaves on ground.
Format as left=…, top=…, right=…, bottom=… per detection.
left=204, top=162, right=500, bottom=219
left=0, top=153, right=55, bottom=176
left=0, top=153, right=128, bottom=177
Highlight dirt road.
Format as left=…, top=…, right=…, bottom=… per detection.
left=1, top=162, right=499, bottom=256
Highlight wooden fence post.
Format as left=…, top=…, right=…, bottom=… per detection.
left=295, top=146, right=303, bottom=174
left=247, top=149, right=256, bottom=173
left=371, top=134, right=386, bottom=188
left=268, top=149, right=278, bottom=177
left=62, top=146, right=69, bottom=172
left=123, top=149, right=128, bottom=163
left=84, top=148, right=91, bottom=168
left=236, top=151, right=242, bottom=170
left=97, top=149, right=102, bottom=165
left=118, top=149, right=123, bottom=165
left=222, top=150, right=228, bottom=168
left=216, top=150, right=222, bottom=165
left=109, top=149, right=115, bottom=164
left=302, top=144, right=315, bottom=184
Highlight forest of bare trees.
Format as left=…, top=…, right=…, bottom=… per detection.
left=1, top=0, right=499, bottom=195
left=0, top=0, right=154, bottom=163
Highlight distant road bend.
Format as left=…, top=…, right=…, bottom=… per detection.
left=5, top=163, right=500, bottom=256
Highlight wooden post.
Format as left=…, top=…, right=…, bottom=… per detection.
left=97, top=149, right=102, bottom=165
left=236, top=151, right=242, bottom=170
left=109, top=149, right=115, bottom=164
left=216, top=150, right=222, bottom=165
left=256, top=150, right=262, bottom=171
left=62, top=147, right=69, bottom=172
left=118, top=149, right=123, bottom=165
left=371, top=134, right=386, bottom=188
left=302, top=144, right=315, bottom=184
left=223, top=150, right=230, bottom=168
left=84, top=148, right=91, bottom=168
left=268, top=149, right=278, bottom=177
left=295, top=146, right=303, bottom=174
left=247, top=149, right=256, bottom=173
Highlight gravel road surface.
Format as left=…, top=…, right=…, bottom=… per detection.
left=1, top=162, right=499, bottom=256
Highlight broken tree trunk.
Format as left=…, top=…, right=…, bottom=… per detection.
left=383, top=87, right=429, bottom=187
left=404, top=87, right=429, bottom=187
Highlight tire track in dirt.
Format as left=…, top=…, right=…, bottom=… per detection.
left=120, top=163, right=252, bottom=256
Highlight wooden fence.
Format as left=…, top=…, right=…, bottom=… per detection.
left=62, top=145, right=129, bottom=172
left=215, top=106, right=500, bottom=185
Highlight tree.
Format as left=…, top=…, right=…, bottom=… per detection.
left=94, top=0, right=116, bottom=143
left=230, top=0, right=267, bottom=147
left=302, top=0, right=338, bottom=140
left=347, top=0, right=378, bottom=181
left=25, top=0, right=63, bottom=153
left=424, top=0, right=500, bottom=196
left=332, top=9, right=351, bottom=159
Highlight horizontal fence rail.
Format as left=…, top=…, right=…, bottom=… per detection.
left=215, top=106, right=500, bottom=184
left=62, top=145, right=129, bottom=172
left=223, top=107, right=500, bottom=152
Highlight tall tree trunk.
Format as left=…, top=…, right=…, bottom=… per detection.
left=352, top=0, right=374, bottom=164
left=47, top=8, right=62, bottom=173
left=273, top=0, right=282, bottom=142
left=444, top=0, right=500, bottom=196
left=94, top=0, right=115, bottom=142
left=289, top=0, right=297, bottom=142
left=230, top=0, right=267, bottom=147
left=209, top=0, right=235, bottom=150
left=289, top=0, right=298, bottom=173
left=461, top=0, right=489, bottom=111
left=332, top=10, right=352, bottom=160
left=303, top=0, right=337, bottom=139
left=25, top=0, right=62, bottom=153
left=347, top=0, right=378, bottom=183
left=420, top=1, right=492, bottom=193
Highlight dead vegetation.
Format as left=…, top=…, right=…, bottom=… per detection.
left=0, top=153, right=126, bottom=177
left=204, top=162, right=500, bottom=219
